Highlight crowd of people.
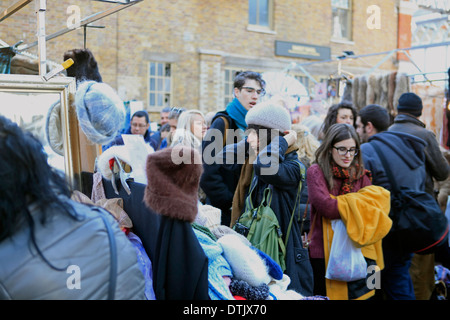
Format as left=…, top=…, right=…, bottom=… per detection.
left=1, top=68, right=449, bottom=301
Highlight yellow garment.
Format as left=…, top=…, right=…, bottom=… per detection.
left=323, top=185, right=392, bottom=300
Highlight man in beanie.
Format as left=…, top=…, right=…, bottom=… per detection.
left=389, top=92, right=449, bottom=300
left=218, top=98, right=314, bottom=297
left=389, top=92, right=448, bottom=198
left=200, top=71, right=266, bottom=226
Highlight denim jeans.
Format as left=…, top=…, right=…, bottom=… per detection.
left=381, top=248, right=415, bottom=300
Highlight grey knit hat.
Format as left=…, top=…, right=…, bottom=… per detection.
left=245, top=100, right=292, bottom=132
left=75, top=81, right=125, bottom=144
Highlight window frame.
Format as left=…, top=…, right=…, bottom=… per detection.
left=248, top=0, right=274, bottom=32
left=147, top=61, right=172, bottom=112
left=331, top=0, right=353, bottom=42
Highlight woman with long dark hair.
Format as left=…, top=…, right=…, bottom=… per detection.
left=0, top=115, right=145, bottom=300
left=307, top=123, right=391, bottom=300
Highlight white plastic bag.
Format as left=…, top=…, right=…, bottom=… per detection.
left=325, top=219, right=367, bottom=282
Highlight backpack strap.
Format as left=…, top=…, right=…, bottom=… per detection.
left=284, top=160, right=306, bottom=248
left=219, top=116, right=229, bottom=147
left=371, top=142, right=399, bottom=192
left=92, top=207, right=117, bottom=300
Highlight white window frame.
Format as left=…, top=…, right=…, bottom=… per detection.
left=147, top=61, right=172, bottom=111
left=248, top=0, right=274, bottom=32
left=331, top=0, right=353, bottom=42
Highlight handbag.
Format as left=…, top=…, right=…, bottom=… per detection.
left=372, top=143, right=449, bottom=254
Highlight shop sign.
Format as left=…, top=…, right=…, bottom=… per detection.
left=275, top=41, right=331, bottom=60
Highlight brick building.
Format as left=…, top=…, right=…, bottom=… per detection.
left=1, top=0, right=400, bottom=120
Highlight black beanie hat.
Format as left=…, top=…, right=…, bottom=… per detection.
left=397, top=92, right=423, bottom=117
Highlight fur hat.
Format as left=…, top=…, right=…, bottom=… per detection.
left=75, top=81, right=125, bottom=144
left=144, top=145, right=202, bottom=223
left=397, top=92, right=423, bottom=117
left=245, top=100, right=292, bottom=132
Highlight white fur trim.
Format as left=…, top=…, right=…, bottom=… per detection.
left=217, top=234, right=271, bottom=287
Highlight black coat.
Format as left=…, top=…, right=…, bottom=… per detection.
left=221, top=137, right=314, bottom=296
left=152, top=216, right=209, bottom=300
left=200, top=111, right=243, bottom=225
left=102, top=177, right=209, bottom=300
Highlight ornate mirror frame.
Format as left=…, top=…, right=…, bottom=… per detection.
left=0, top=74, right=81, bottom=189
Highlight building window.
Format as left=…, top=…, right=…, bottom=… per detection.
left=331, top=0, right=352, bottom=41
left=148, top=62, right=171, bottom=109
left=248, top=0, right=273, bottom=29
left=223, top=68, right=241, bottom=108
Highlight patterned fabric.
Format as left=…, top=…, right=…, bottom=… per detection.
left=332, top=163, right=372, bottom=195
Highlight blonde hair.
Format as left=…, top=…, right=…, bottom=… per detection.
left=292, top=123, right=320, bottom=167
left=171, top=109, right=205, bottom=151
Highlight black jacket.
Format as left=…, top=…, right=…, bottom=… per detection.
left=220, top=137, right=314, bottom=296
left=200, top=111, right=243, bottom=225
left=103, top=178, right=209, bottom=300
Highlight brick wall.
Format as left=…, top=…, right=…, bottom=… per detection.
left=0, top=0, right=399, bottom=119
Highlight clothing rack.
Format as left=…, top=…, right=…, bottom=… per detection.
left=286, top=41, right=450, bottom=85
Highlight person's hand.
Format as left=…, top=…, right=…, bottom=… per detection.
left=283, top=130, right=297, bottom=147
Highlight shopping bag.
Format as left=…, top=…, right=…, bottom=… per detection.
left=325, top=219, right=367, bottom=282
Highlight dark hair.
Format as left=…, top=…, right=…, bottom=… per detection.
left=234, top=71, right=266, bottom=90
left=314, top=123, right=364, bottom=190
left=0, top=116, right=78, bottom=268
left=358, top=104, right=390, bottom=132
left=320, top=102, right=357, bottom=138
left=131, top=110, right=150, bottom=124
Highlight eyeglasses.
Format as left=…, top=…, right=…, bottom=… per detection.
left=333, top=146, right=359, bottom=156
left=169, top=107, right=185, bottom=117
left=131, top=123, right=148, bottom=128
left=241, top=86, right=266, bottom=96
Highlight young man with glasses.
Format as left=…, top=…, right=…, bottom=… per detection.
left=200, top=70, right=265, bottom=226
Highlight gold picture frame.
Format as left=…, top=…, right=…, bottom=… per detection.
left=0, top=74, right=82, bottom=189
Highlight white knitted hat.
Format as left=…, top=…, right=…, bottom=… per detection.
left=217, top=234, right=271, bottom=287
left=245, top=100, right=292, bottom=132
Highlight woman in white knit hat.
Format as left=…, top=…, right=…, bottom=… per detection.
left=218, top=97, right=314, bottom=297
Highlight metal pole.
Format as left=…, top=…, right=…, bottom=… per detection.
left=35, top=0, right=46, bottom=76
left=0, top=0, right=33, bottom=23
